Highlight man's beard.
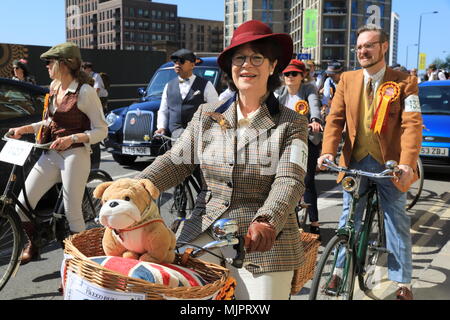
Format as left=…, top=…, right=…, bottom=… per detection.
left=359, top=49, right=385, bottom=69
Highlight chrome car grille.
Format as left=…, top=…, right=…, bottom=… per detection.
left=123, top=110, right=154, bottom=143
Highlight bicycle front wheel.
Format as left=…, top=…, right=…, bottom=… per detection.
left=83, top=170, right=112, bottom=229
left=309, top=235, right=355, bottom=300
left=0, top=206, right=23, bottom=291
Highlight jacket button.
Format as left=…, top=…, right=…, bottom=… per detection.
left=226, top=181, right=233, bottom=188
left=223, top=201, right=230, bottom=207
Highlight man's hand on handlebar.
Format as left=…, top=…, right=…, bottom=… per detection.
left=154, top=128, right=166, bottom=136
left=317, top=153, right=335, bottom=170
left=395, top=164, right=414, bottom=187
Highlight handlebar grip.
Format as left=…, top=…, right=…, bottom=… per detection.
left=231, top=236, right=246, bottom=268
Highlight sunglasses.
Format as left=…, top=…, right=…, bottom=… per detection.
left=171, top=57, right=186, bottom=65
left=284, top=71, right=301, bottom=77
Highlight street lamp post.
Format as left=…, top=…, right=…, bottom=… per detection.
left=417, top=11, right=438, bottom=70
left=406, top=44, right=417, bottom=69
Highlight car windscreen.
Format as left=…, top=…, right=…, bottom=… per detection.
left=0, top=83, right=42, bottom=120
left=145, top=66, right=220, bottom=98
left=419, top=85, right=450, bottom=115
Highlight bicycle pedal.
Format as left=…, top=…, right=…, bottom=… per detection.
left=370, top=245, right=391, bottom=254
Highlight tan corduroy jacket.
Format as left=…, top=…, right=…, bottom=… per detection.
left=321, top=67, right=423, bottom=192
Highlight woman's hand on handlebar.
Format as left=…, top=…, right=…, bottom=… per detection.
left=317, top=153, right=335, bottom=170
left=8, top=126, right=31, bottom=139
left=154, top=128, right=166, bottom=136
left=244, top=220, right=276, bottom=253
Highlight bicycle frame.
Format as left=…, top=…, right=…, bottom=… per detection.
left=311, top=159, right=395, bottom=299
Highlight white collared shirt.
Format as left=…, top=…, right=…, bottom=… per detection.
left=31, top=79, right=108, bottom=145
left=363, top=66, right=386, bottom=95
left=236, top=104, right=260, bottom=140
left=157, top=74, right=219, bottom=130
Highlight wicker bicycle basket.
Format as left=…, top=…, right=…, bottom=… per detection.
left=62, top=227, right=232, bottom=300
left=290, top=230, right=320, bottom=294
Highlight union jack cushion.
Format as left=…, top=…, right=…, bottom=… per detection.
left=89, top=256, right=207, bottom=288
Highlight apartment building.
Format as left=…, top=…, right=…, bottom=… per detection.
left=224, top=0, right=291, bottom=46
left=66, top=0, right=223, bottom=54
left=226, top=0, right=392, bottom=69
left=389, top=11, right=399, bottom=67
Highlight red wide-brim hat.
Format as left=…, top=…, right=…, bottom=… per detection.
left=218, top=20, right=293, bottom=73
left=282, top=59, right=306, bottom=74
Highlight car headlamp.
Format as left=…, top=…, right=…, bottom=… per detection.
left=106, top=112, right=121, bottom=131
left=342, top=176, right=358, bottom=193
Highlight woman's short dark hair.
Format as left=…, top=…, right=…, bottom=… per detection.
left=221, top=38, right=283, bottom=92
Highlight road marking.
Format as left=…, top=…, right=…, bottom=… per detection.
left=357, top=193, right=450, bottom=300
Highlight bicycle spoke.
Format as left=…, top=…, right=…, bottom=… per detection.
left=0, top=212, right=22, bottom=291
left=310, top=235, right=355, bottom=300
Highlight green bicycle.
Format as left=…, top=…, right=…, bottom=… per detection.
left=309, top=159, right=400, bottom=300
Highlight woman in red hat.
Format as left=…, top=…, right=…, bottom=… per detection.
left=276, top=59, right=323, bottom=239
left=136, top=20, right=309, bottom=299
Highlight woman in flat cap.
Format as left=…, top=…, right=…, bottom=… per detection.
left=9, top=42, right=108, bottom=264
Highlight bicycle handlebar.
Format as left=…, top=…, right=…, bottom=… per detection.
left=323, top=158, right=400, bottom=179
left=153, top=133, right=177, bottom=142
left=177, top=218, right=252, bottom=269
left=3, top=131, right=53, bottom=150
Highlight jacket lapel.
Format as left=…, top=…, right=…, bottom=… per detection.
left=348, top=70, right=364, bottom=133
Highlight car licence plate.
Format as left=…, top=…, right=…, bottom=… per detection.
left=420, top=147, right=449, bottom=157
left=122, top=146, right=151, bottom=155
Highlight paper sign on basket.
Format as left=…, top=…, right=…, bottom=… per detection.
left=0, top=139, right=34, bottom=166
left=64, top=271, right=146, bottom=300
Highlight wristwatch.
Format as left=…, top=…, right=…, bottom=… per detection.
left=71, top=134, right=79, bottom=143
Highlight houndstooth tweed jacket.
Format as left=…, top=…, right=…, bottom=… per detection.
left=136, top=92, right=309, bottom=274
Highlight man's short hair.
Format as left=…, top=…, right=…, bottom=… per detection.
left=356, top=24, right=389, bottom=43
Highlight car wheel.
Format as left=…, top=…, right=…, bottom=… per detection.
left=112, top=153, right=137, bottom=165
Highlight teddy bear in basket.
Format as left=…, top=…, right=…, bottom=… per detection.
left=93, top=178, right=176, bottom=264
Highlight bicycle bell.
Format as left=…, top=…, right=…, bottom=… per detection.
left=212, top=218, right=238, bottom=240
left=385, top=160, right=398, bottom=170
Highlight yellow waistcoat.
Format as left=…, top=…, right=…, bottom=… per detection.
left=352, top=84, right=383, bottom=164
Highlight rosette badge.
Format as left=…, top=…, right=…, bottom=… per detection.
left=294, top=100, right=309, bottom=115
left=370, top=81, right=400, bottom=134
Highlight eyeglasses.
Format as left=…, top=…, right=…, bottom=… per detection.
left=231, top=54, right=265, bottom=67
left=355, top=41, right=382, bottom=52
left=284, top=71, right=301, bottom=77
left=171, top=58, right=186, bottom=65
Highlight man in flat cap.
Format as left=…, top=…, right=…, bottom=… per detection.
left=155, top=48, right=219, bottom=138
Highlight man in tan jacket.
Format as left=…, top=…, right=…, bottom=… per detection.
left=318, top=25, right=423, bottom=300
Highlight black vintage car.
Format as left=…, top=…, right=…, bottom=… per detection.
left=104, top=57, right=224, bottom=165
left=0, top=78, right=48, bottom=190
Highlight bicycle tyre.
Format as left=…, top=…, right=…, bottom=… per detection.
left=406, top=157, right=424, bottom=211
left=309, top=234, right=355, bottom=300
left=357, top=208, right=386, bottom=293
left=82, top=170, right=112, bottom=229
left=170, top=180, right=194, bottom=219
left=0, top=206, right=23, bottom=291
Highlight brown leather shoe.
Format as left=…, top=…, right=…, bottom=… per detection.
left=396, top=286, right=413, bottom=300
left=20, top=222, right=39, bottom=265
left=325, top=275, right=341, bottom=296
left=20, top=240, right=39, bottom=265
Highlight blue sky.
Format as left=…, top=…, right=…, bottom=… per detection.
left=0, top=0, right=448, bottom=69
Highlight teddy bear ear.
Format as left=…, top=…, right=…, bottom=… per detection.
left=138, top=179, right=160, bottom=200
left=93, top=181, right=114, bottom=199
